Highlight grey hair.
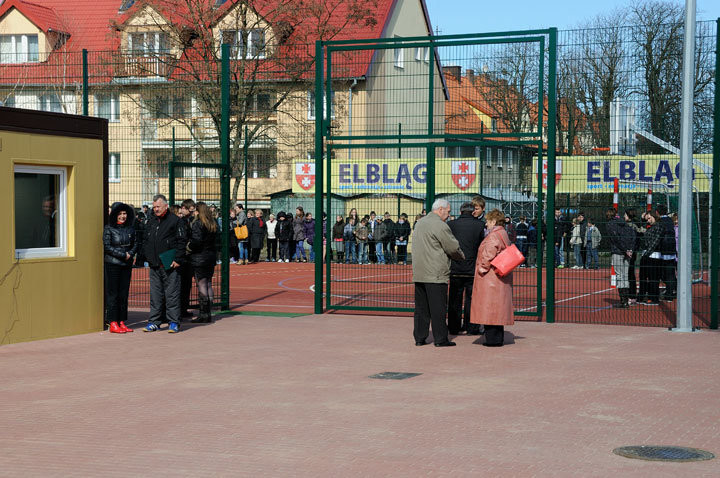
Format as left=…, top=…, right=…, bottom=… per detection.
left=153, top=194, right=168, bottom=204
left=431, top=198, right=450, bottom=211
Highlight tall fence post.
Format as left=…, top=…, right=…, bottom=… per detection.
left=220, top=43, right=231, bottom=310
left=710, top=18, right=720, bottom=330
left=82, top=49, right=88, bottom=116
left=314, top=40, right=324, bottom=315
left=545, top=27, right=558, bottom=323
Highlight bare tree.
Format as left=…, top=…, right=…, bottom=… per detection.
left=110, top=0, right=378, bottom=202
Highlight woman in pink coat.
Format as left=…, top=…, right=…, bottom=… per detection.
left=470, top=209, right=514, bottom=346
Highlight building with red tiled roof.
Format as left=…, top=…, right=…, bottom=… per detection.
left=0, top=0, right=444, bottom=207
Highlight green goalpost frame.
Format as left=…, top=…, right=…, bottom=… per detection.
left=314, top=30, right=558, bottom=319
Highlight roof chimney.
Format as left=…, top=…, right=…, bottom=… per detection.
left=466, top=69, right=475, bottom=84
left=442, top=66, right=461, bottom=82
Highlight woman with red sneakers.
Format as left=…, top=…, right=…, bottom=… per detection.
left=103, top=202, right=139, bottom=334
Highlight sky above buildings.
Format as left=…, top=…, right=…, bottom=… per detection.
left=424, top=0, right=720, bottom=35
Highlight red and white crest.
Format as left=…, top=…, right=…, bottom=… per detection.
left=295, top=162, right=315, bottom=191
left=451, top=160, right=476, bottom=191
left=538, top=159, right=562, bottom=189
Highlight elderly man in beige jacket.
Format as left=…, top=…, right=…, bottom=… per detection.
left=412, top=199, right=465, bottom=347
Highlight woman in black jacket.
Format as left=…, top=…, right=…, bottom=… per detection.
left=188, top=202, right=218, bottom=323
left=103, top=202, right=139, bottom=333
left=639, top=211, right=663, bottom=305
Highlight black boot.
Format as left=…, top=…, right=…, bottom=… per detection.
left=203, top=298, right=213, bottom=323
left=613, top=288, right=629, bottom=308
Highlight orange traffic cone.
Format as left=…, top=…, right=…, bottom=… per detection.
left=610, top=265, right=617, bottom=288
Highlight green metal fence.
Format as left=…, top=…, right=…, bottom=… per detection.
left=313, top=30, right=557, bottom=317
left=2, top=18, right=718, bottom=329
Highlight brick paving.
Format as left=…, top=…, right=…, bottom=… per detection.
left=1, top=312, right=719, bottom=477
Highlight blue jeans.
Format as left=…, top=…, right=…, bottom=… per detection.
left=587, top=246, right=599, bottom=268
left=238, top=242, right=248, bottom=260
left=346, top=241, right=357, bottom=263
left=357, top=241, right=368, bottom=264
left=375, top=242, right=385, bottom=264
left=573, top=244, right=583, bottom=268
left=516, top=237, right=527, bottom=257
left=295, top=240, right=307, bottom=260
left=554, top=239, right=565, bottom=266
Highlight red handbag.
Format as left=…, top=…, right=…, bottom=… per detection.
left=490, top=230, right=524, bottom=277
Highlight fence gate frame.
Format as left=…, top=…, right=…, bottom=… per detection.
left=313, top=29, right=559, bottom=319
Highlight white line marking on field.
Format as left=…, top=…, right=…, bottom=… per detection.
left=517, top=287, right=615, bottom=312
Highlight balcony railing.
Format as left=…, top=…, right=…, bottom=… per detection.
left=114, top=53, right=176, bottom=78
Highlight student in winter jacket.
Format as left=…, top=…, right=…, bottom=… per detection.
left=293, top=207, right=307, bottom=262
left=303, top=213, right=316, bottom=262
left=639, top=211, right=663, bottom=305
left=382, top=212, right=396, bottom=264
left=103, top=202, right=140, bottom=333
left=247, top=209, right=266, bottom=263
left=354, top=218, right=370, bottom=264
left=570, top=218, right=584, bottom=269
left=585, top=218, right=602, bottom=269
left=276, top=212, right=293, bottom=262
left=331, top=215, right=345, bottom=263
left=394, top=214, right=411, bottom=265
left=265, top=214, right=278, bottom=261
left=374, top=217, right=386, bottom=264
left=606, top=208, right=636, bottom=308
left=343, top=217, right=357, bottom=263
left=188, top=202, right=217, bottom=323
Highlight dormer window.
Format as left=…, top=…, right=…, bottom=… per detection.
left=128, top=32, right=169, bottom=56
left=0, top=34, right=39, bottom=63
left=222, top=29, right=266, bottom=59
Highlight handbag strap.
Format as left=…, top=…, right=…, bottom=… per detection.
left=491, top=227, right=509, bottom=248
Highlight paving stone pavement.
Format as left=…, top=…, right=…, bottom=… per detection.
left=1, top=313, right=719, bottom=477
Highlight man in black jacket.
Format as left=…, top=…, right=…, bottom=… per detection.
left=606, top=208, right=636, bottom=308
left=179, top=199, right=196, bottom=318
left=655, top=204, right=677, bottom=300
left=143, top=194, right=186, bottom=333
left=448, top=202, right=486, bottom=335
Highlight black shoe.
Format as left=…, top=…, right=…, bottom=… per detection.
left=180, top=311, right=193, bottom=319
left=415, top=340, right=428, bottom=346
left=434, top=341, right=456, bottom=347
left=482, top=342, right=504, bottom=347
left=448, top=330, right=461, bottom=335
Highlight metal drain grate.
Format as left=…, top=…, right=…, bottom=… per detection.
left=369, top=372, right=422, bottom=380
left=613, top=446, right=715, bottom=462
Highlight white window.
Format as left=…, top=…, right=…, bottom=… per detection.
left=308, top=91, right=334, bottom=120
left=38, top=93, right=63, bottom=113
left=0, top=34, right=39, bottom=63
left=222, top=29, right=266, bottom=59
left=486, top=147, right=492, bottom=167
left=415, top=47, right=429, bottom=63
left=394, top=37, right=404, bottom=69
left=129, top=32, right=169, bottom=55
left=497, top=149, right=503, bottom=169
left=507, top=149, right=514, bottom=170
left=96, top=94, right=120, bottom=121
left=14, top=165, right=68, bottom=259
left=109, top=153, right=121, bottom=181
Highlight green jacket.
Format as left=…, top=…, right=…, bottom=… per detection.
left=411, top=212, right=464, bottom=283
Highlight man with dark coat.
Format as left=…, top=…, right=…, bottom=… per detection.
left=448, top=202, right=486, bottom=335
left=143, top=194, right=186, bottom=333
left=606, top=208, right=636, bottom=308
left=247, top=209, right=267, bottom=263
left=382, top=212, right=396, bottom=264
left=178, top=199, right=196, bottom=318
left=655, top=204, right=677, bottom=300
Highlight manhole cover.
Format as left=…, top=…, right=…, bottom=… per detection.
left=369, top=372, right=422, bottom=380
left=613, top=446, right=715, bottom=462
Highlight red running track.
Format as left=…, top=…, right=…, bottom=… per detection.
left=128, top=262, right=712, bottom=328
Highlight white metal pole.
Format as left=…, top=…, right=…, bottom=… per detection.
left=674, top=0, right=697, bottom=332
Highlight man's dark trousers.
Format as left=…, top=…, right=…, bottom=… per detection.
left=149, top=267, right=181, bottom=326
left=414, top=282, right=450, bottom=344
left=448, top=275, right=481, bottom=334
left=180, top=263, right=193, bottom=314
